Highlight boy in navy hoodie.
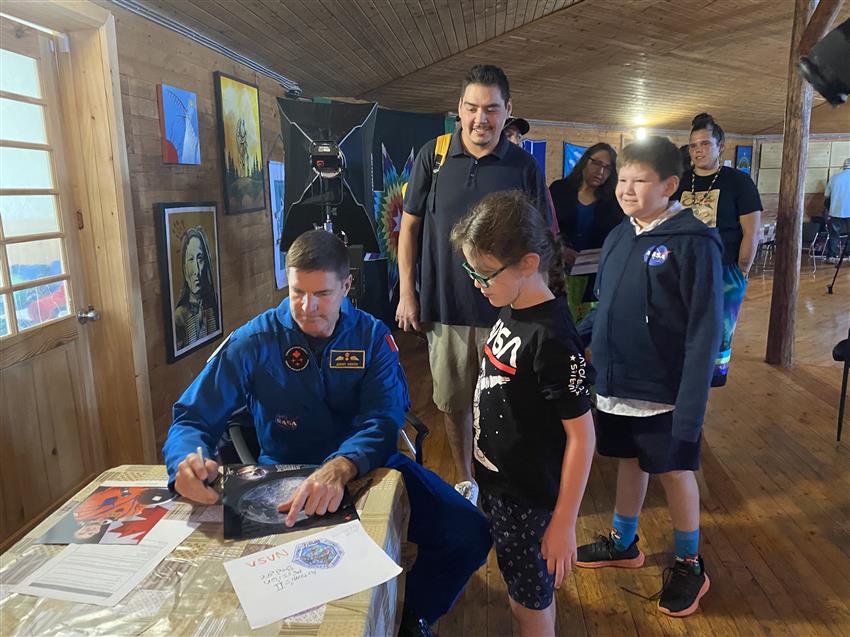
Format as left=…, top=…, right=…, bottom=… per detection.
left=575, top=137, right=722, bottom=617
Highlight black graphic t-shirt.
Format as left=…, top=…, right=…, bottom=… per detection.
left=674, top=166, right=762, bottom=264
left=473, top=296, right=592, bottom=509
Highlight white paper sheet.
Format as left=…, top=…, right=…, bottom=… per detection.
left=224, top=520, right=401, bottom=629
left=12, top=517, right=197, bottom=607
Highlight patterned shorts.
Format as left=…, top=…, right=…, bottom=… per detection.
left=480, top=491, right=555, bottom=610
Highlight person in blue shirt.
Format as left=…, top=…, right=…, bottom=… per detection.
left=163, top=229, right=491, bottom=637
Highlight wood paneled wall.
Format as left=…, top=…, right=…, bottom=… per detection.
left=111, top=8, right=286, bottom=449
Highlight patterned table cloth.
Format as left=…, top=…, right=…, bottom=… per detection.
left=0, top=465, right=409, bottom=636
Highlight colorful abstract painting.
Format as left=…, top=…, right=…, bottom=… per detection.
left=157, top=84, right=201, bottom=165
left=564, top=142, right=588, bottom=177
left=374, top=144, right=414, bottom=299
left=215, top=72, right=265, bottom=214
left=268, top=160, right=287, bottom=289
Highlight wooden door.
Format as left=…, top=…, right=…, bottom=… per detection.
left=0, top=16, right=102, bottom=550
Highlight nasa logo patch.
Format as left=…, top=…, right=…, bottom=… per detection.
left=644, top=245, right=671, bottom=266
left=284, top=346, right=309, bottom=371
left=275, top=414, right=299, bottom=430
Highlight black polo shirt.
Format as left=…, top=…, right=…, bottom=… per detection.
left=403, top=130, right=550, bottom=326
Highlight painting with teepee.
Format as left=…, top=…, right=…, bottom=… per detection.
left=157, top=83, right=201, bottom=165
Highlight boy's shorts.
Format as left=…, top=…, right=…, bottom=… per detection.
left=595, top=410, right=701, bottom=474
left=480, top=491, right=555, bottom=610
left=425, top=323, right=490, bottom=414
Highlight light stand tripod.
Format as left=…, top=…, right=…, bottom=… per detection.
left=826, top=232, right=847, bottom=295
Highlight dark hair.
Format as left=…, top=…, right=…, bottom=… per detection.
left=461, top=64, right=511, bottom=105
left=690, top=112, right=725, bottom=147
left=679, top=144, right=692, bottom=172
left=450, top=190, right=565, bottom=296
left=176, top=227, right=217, bottom=309
left=618, top=136, right=683, bottom=181
left=286, top=229, right=350, bottom=280
left=566, top=142, right=618, bottom=201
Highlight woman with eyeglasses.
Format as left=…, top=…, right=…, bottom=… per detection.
left=549, top=143, right=624, bottom=321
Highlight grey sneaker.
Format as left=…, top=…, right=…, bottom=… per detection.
left=453, top=480, right=479, bottom=506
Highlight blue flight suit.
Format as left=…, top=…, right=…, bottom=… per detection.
left=163, top=297, right=491, bottom=623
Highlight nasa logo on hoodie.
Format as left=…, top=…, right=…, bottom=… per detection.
left=644, top=245, right=671, bottom=266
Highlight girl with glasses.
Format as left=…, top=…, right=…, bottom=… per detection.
left=451, top=190, right=595, bottom=637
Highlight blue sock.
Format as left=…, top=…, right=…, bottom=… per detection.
left=673, top=528, right=700, bottom=559
left=611, top=512, right=639, bottom=549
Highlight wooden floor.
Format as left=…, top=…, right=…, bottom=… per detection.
left=397, top=263, right=850, bottom=637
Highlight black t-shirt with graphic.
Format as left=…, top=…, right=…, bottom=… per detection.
left=473, top=295, right=592, bottom=510
left=675, top=166, right=762, bottom=265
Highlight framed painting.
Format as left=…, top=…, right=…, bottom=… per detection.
left=735, top=145, right=753, bottom=174
left=214, top=72, right=266, bottom=214
left=156, top=203, right=223, bottom=362
left=156, top=83, right=201, bottom=164
left=268, top=160, right=287, bottom=289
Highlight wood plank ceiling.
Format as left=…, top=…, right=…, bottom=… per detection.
left=130, top=0, right=850, bottom=134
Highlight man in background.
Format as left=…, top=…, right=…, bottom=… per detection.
left=825, top=158, right=850, bottom=263
left=396, top=65, right=551, bottom=504
left=504, top=116, right=530, bottom=146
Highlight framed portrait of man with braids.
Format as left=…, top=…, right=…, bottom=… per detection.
left=156, top=203, right=223, bottom=362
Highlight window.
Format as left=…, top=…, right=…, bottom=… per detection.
left=0, top=46, right=72, bottom=336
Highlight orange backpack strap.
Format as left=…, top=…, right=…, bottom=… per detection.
left=433, top=133, right=452, bottom=174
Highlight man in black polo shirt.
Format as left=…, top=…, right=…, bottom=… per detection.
left=396, top=64, right=551, bottom=504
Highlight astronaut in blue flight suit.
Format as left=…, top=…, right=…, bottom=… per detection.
left=163, top=230, right=491, bottom=636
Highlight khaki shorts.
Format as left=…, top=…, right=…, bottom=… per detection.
left=426, top=323, right=490, bottom=414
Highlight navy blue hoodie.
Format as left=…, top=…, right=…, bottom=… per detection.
left=578, top=208, right=723, bottom=443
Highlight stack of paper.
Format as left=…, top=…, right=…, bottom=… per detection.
left=12, top=482, right=198, bottom=607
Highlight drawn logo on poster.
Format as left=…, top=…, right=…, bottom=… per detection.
left=294, top=538, right=344, bottom=569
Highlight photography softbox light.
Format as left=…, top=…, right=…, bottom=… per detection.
left=278, top=98, right=379, bottom=253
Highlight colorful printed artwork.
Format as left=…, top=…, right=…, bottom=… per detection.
left=294, top=538, right=343, bottom=569
left=214, top=72, right=265, bottom=214
left=268, top=160, right=287, bottom=289
left=156, top=203, right=223, bottom=362
left=564, top=142, right=588, bottom=177
left=156, top=84, right=201, bottom=165
left=37, top=485, right=176, bottom=545
left=735, top=145, right=753, bottom=174
left=374, top=144, right=414, bottom=299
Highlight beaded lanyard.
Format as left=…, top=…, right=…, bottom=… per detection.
left=690, top=167, right=721, bottom=208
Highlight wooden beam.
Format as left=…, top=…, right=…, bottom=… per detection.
left=766, top=0, right=818, bottom=367
left=798, top=0, right=845, bottom=56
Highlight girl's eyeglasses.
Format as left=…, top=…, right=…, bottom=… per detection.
left=462, top=261, right=510, bottom=288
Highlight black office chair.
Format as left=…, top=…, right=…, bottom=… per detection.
left=219, top=407, right=430, bottom=465
left=833, top=327, right=849, bottom=442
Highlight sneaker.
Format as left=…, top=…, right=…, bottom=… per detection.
left=576, top=529, right=646, bottom=568
left=453, top=480, right=479, bottom=506
left=654, top=555, right=711, bottom=617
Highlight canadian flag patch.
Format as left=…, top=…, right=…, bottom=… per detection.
left=385, top=334, right=398, bottom=352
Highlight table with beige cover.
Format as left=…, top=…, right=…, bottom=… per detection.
left=0, top=465, right=410, bottom=636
